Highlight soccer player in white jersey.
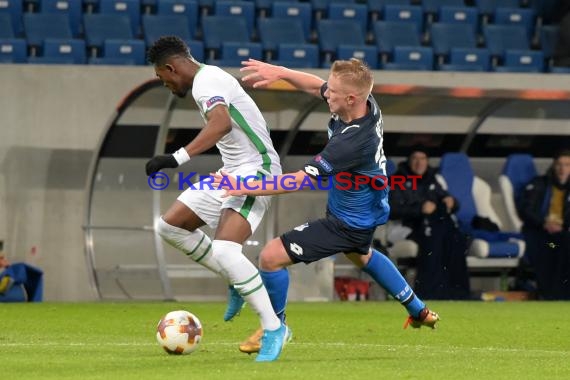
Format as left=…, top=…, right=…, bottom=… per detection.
left=145, top=36, right=288, bottom=362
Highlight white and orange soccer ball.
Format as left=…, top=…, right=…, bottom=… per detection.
left=156, top=310, right=203, bottom=355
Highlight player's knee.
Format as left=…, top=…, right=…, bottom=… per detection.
left=259, top=238, right=288, bottom=271
left=156, top=218, right=175, bottom=240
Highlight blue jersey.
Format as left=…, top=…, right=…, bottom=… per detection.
left=303, top=83, right=390, bottom=229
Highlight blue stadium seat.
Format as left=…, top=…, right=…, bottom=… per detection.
left=494, top=50, right=544, bottom=72
left=430, top=23, right=477, bottom=58
left=373, top=21, right=421, bottom=58
left=272, top=2, right=312, bottom=40
left=383, top=46, right=434, bottom=70
left=256, top=0, right=299, bottom=17
left=498, top=153, right=537, bottom=232
left=84, top=14, right=134, bottom=50
left=311, top=0, right=355, bottom=20
left=24, top=13, right=73, bottom=48
left=337, top=44, right=379, bottom=69
left=102, top=39, right=146, bottom=65
left=40, top=0, right=82, bottom=37
left=494, top=7, right=536, bottom=37
left=368, top=0, right=411, bottom=22
left=186, top=39, right=204, bottom=62
left=540, top=24, right=558, bottom=63
left=99, top=0, right=141, bottom=36
left=383, top=5, right=424, bottom=34
left=0, top=0, right=23, bottom=36
left=483, top=24, right=529, bottom=57
left=317, top=19, right=365, bottom=55
left=210, top=41, right=262, bottom=67
left=0, top=38, right=27, bottom=63
left=258, top=18, right=305, bottom=54
left=41, top=38, right=86, bottom=64
left=438, top=6, right=479, bottom=31
left=529, top=0, right=558, bottom=24
left=422, top=0, right=466, bottom=23
left=156, top=0, right=199, bottom=38
left=439, top=152, right=525, bottom=258
left=475, top=0, right=520, bottom=22
left=214, top=1, right=255, bottom=38
left=0, top=13, right=15, bottom=38
left=142, top=15, right=194, bottom=46
left=274, top=43, right=319, bottom=68
left=439, top=47, right=491, bottom=71
left=201, top=15, right=250, bottom=52
left=549, top=66, right=570, bottom=74
left=327, top=3, right=368, bottom=32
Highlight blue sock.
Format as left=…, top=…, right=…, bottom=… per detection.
left=362, top=249, right=425, bottom=318
left=260, top=269, right=289, bottom=323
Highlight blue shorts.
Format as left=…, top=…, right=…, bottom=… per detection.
left=280, top=213, right=375, bottom=264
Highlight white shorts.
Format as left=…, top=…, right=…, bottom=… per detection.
left=176, top=168, right=273, bottom=233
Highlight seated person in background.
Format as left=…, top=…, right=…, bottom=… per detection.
left=518, top=149, right=570, bottom=300
left=0, top=251, right=13, bottom=294
left=389, top=146, right=470, bottom=300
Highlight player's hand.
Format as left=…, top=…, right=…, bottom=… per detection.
left=211, top=170, right=246, bottom=197
left=145, top=154, right=178, bottom=176
left=240, top=59, right=283, bottom=88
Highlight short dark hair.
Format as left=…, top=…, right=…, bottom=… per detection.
left=554, top=149, right=570, bottom=160
left=147, top=36, right=191, bottom=66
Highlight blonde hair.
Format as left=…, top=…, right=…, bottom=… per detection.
left=330, top=58, right=373, bottom=99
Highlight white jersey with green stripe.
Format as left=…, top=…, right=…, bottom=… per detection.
left=192, top=65, right=282, bottom=176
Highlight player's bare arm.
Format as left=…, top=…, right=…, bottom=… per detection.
left=240, top=59, right=324, bottom=97
left=183, top=105, right=232, bottom=157
left=212, top=170, right=317, bottom=197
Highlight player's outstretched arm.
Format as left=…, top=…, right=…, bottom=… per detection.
left=240, top=59, right=325, bottom=98
left=212, top=170, right=317, bottom=197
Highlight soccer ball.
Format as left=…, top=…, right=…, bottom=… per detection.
left=156, top=310, right=203, bottom=355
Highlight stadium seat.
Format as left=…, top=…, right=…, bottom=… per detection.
left=494, top=7, right=536, bottom=37
left=383, top=46, right=434, bottom=71
left=102, top=39, right=146, bottom=65
left=549, top=66, right=570, bottom=74
left=529, top=0, right=558, bottom=24
left=142, top=15, right=194, bottom=46
left=273, top=43, right=319, bottom=68
left=494, top=50, right=544, bottom=72
left=383, top=5, right=424, bottom=35
left=540, top=24, right=558, bottom=66
left=40, top=38, right=87, bottom=64
left=23, top=13, right=73, bottom=48
left=475, top=0, right=521, bottom=23
left=39, top=0, right=82, bottom=37
left=156, top=0, right=199, bottom=38
left=214, top=1, right=255, bottom=37
left=430, top=23, right=477, bottom=58
left=422, top=0, right=466, bottom=23
left=272, top=2, right=312, bottom=40
left=438, top=152, right=525, bottom=258
left=83, top=14, right=134, bottom=51
left=439, top=47, right=491, bottom=71
left=99, top=0, right=141, bottom=36
left=327, top=3, right=368, bottom=33
left=210, top=41, right=262, bottom=67
left=317, top=19, right=365, bottom=62
left=373, top=21, right=421, bottom=60
left=0, top=13, right=15, bottom=38
left=438, top=6, right=479, bottom=31
left=337, top=45, right=379, bottom=69
left=0, top=38, right=27, bottom=63
left=201, top=15, right=250, bottom=53
left=483, top=24, right=529, bottom=58
left=311, top=0, right=355, bottom=20
left=368, top=0, right=410, bottom=22
left=498, top=154, right=537, bottom=232
left=257, top=18, right=305, bottom=55
left=0, top=0, right=23, bottom=36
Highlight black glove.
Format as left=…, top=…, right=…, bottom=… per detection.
left=145, top=154, right=178, bottom=176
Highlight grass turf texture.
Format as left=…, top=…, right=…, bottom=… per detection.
left=2, top=302, right=570, bottom=379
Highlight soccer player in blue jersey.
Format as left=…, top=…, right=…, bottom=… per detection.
left=215, top=58, right=439, bottom=353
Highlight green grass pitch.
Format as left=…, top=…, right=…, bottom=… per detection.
left=2, top=301, right=570, bottom=379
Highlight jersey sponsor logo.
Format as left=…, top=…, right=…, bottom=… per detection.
left=315, top=155, right=333, bottom=173
left=289, top=242, right=304, bottom=256
left=206, top=96, right=225, bottom=108
left=341, top=124, right=360, bottom=134
left=304, top=164, right=320, bottom=177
